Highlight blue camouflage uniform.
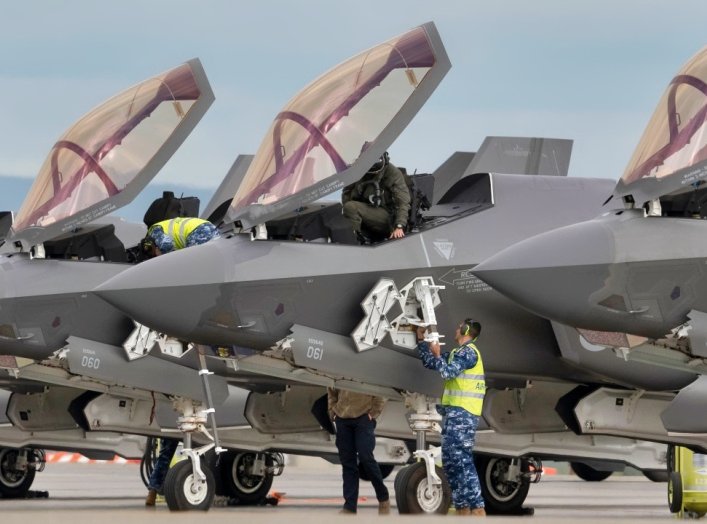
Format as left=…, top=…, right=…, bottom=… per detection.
left=418, top=341, right=485, bottom=510
left=147, top=218, right=220, bottom=254
left=144, top=218, right=219, bottom=498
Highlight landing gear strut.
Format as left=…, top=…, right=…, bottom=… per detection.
left=164, top=348, right=225, bottom=511
left=395, top=393, right=451, bottom=514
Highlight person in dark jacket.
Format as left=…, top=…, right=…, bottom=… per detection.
left=328, top=388, right=390, bottom=514
left=342, top=151, right=411, bottom=243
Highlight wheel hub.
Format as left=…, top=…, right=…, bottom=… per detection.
left=416, top=478, right=443, bottom=513
left=182, top=473, right=208, bottom=505
left=0, top=450, right=26, bottom=488
left=487, top=459, right=520, bottom=501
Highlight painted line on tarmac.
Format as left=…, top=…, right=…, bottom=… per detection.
left=45, top=452, right=140, bottom=464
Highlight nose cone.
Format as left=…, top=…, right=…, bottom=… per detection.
left=473, top=219, right=617, bottom=330
left=95, top=240, right=225, bottom=339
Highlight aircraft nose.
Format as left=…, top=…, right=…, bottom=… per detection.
left=95, top=241, right=224, bottom=340
left=472, top=219, right=616, bottom=330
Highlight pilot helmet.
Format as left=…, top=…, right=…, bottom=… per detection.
left=361, top=141, right=389, bottom=174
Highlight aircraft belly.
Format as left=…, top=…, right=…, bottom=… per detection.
left=551, top=321, right=697, bottom=390
left=661, top=375, right=707, bottom=433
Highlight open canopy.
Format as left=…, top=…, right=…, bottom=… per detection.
left=227, top=22, right=450, bottom=228
left=613, top=46, right=707, bottom=205
left=9, top=59, right=214, bottom=247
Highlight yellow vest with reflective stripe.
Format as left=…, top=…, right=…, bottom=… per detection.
left=149, top=218, right=208, bottom=250
left=441, top=342, right=486, bottom=416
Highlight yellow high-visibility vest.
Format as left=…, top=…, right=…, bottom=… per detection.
left=441, top=342, right=486, bottom=416
left=149, top=218, right=208, bottom=250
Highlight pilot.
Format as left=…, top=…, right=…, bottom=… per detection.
left=341, top=147, right=411, bottom=244
left=416, top=320, right=486, bottom=516
left=140, top=217, right=220, bottom=259
left=327, top=388, right=390, bottom=515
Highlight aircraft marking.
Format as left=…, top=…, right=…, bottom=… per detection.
left=433, top=239, right=455, bottom=260
left=440, top=268, right=492, bottom=294
left=419, top=234, right=431, bottom=267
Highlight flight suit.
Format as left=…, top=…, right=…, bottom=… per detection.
left=341, top=162, right=411, bottom=236
left=418, top=341, right=485, bottom=511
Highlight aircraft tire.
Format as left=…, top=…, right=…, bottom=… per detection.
left=219, top=451, right=274, bottom=504
left=164, top=458, right=215, bottom=511
left=570, top=461, right=613, bottom=482
left=359, top=462, right=395, bottom=481
left=668, top=471, right=683, bottom=513
left=394, top=462, right=451, bottom=514
left=0, top=448, right=36, bottom=499
left=476, top=455, right=530, bottom=514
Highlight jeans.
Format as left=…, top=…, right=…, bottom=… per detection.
left=148, top=438, right=179, bottom=492
left=335, top=414, right=389, bottom=512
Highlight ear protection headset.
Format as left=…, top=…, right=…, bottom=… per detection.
left=140, top=236, right=156, bottom=257
left=461, top=318, right=474, bottom=337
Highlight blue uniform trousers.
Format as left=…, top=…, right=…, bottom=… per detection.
left=441, top=408, right=484, bottom=509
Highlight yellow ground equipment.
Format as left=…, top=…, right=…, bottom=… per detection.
left=668, top=445, right=707, bottom=518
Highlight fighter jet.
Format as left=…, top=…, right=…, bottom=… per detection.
left=471, top=45, right=707, bottom=446
left=85, top=22, right=701, bottom=512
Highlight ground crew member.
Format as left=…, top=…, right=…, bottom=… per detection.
left=141, top=217, right=220, bottom=258
left=342, top=150, right=410, bottom=243
left=417, top=319, right=486, bottom=516
left=142, top=217, right=219, bottom=506
left=144, top=438, right=179, bottom=506
left=328, top=388, right=390, bottom=515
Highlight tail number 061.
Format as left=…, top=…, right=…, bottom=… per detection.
left=306, top=346, right=324, bottom=360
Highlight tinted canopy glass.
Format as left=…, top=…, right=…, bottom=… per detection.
left=615, top=46, right=707, bottom=203
left=11, top=60, right=212, bottom=245
left=228, top=23, right=448, bottom=227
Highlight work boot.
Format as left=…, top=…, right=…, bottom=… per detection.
left=145, top=489, right=157, bottom=506
left=456, top=507, right=471, bottom=516
left=339, top=507, right=356, bottom=515
left=471, top=507, right=486, bottom=517
left=355, top=230, right=372, bottom=245
left=378, top=499, right=390, bottom=515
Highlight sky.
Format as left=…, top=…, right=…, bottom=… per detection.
left=0, top=0, right=706, bottom=217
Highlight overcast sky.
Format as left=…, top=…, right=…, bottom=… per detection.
left=1, top=0, right=705, bottom=197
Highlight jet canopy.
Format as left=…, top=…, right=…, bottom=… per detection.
left=9, top=59, right=214, bottom=248
left=227, top=22, right=450, bottom=228
left=614, top=46, right=707, bottom=206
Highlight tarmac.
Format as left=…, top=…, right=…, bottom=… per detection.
left=0, top=457, right=678, bottom=523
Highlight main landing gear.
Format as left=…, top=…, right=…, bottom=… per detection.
left=396, top=394, right=540, bottom=515
left=0, top=447, right=45, bottom=499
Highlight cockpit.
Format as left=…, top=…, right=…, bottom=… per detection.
left=614, top=45, right=707, bottom=216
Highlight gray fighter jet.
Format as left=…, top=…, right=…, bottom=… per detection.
left=471, top=46, right=707, bottom=446
left=0, top=22, right=683, bottom=513
left=82, top=22, right=700, bottom=511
